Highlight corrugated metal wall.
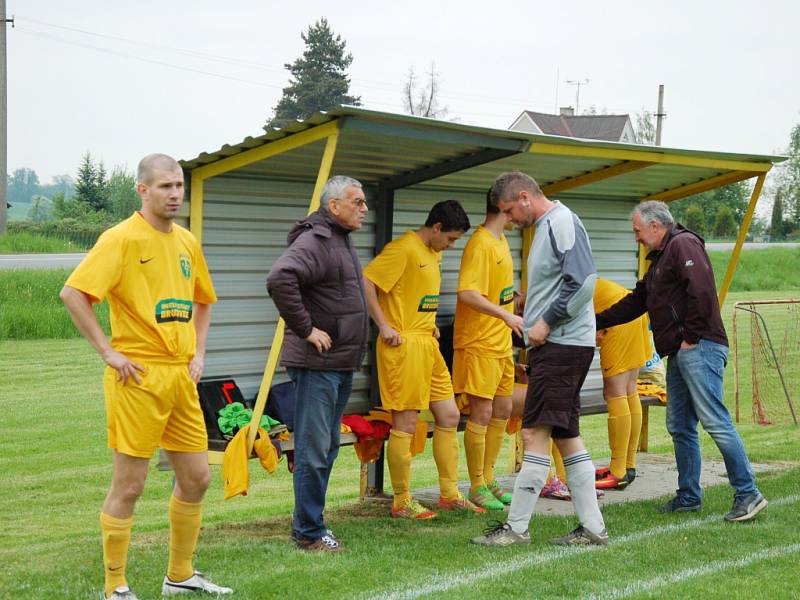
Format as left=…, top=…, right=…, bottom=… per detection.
left=196, top=172, right=639, bottom=414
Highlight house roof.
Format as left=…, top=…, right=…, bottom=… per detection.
left=521, top=111, right=631, bottom=141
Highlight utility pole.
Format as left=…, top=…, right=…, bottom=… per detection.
left=565, top=78, right=589, bottom=115
left=655, top=84, right=666, bottom=146
left=0, top=0, right=11, bottom=234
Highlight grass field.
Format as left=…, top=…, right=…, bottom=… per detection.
left=0, top=231, right=86, bottom=254
left=1, top=289, right=799, bottom=599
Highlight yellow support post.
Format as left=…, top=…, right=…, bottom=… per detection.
left=543, top=161, right=652, bottom=196
left=718, top=173, right=766, bottom=307
left=245, top=131, right=341, bottom=455
left=189, top=172, right=205, bottom=244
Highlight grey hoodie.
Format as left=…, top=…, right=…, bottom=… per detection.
left=266, top=207, right=369, bottom=371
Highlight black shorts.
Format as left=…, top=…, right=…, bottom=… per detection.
left=522, top=342, right=595, bottom=438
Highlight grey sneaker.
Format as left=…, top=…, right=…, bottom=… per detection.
left=549, top=525, right=609, bottom=546
left=162, top=571, right=233, bottom=595
left=470, top=521, right=531, bottom=546
left=104, top=587, right=139, bottom=600
left=658, top=496, right=702, bottom=513
left=724, top=492, right=768, bottom=522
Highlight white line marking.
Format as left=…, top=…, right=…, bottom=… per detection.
left=365, top=494, right=799, bottom=600
left=585, top=543, right=800, bottom=600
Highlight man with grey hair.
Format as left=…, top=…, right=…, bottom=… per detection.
left=596, top=200, right=767, bottom=521
left=267, top=175, right=369, bottom=551
left=472, top=171, right=608, bottom=547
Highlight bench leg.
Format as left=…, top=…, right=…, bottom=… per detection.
left=362, top=445, right=386, bottom=498
left=638, top=404, right=649, bottom=452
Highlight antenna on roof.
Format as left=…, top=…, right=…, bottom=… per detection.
left=565, top=78, right=590, bottom=115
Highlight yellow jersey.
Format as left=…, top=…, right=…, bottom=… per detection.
left=453, top=225, right=514, bottom=357
left=593, top=278, right=630, bottom=314
left=363, top=230, right=441, bottom=333
left=65, top=212, right=217, bottom=362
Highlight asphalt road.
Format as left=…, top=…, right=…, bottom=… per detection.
left=0, top=252, right=87, bottom=269
left=706, top=242, right=800, bottom=251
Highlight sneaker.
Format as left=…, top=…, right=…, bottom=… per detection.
left=488, top=480, right=513, bottom=505
left=595, top=466, right=611, bottom=480
left=104, top=587, right=139, bottom=600
left=724, top=492, right=768, bottom=522
left=658, top=496, right=702, bottom=513
left=162, top=571, right=233, bottom=595
left=595, top=472, right=630, bottom=490
left=625, top=468, right=637, bottom=484
left=549, top=525, right=609, bottom=546
left=391, top=498, right=438, bottom=520
left=540, top=475, right=571, bottom=500
left=468, top=486, right=505, bottom=510
left=295, top=532, right=344, bottom=552
left=470, top=521, right=531, bottom=546
left=437, top=495, right=487, bottom=513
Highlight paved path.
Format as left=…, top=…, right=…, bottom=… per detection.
left=0, top=253, right=86, bottom=269
left=413, top=453, right=786, bottom=516
left=707, top=242, right=800, bottom=251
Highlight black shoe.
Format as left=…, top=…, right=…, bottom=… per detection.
left=658, top=496, right=701, bottom=513
left=724, top=492, right=768, bottom=522
left=625, top=468, right=637, bottom=484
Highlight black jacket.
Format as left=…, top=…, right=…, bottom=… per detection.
left=596, top=224, right=727, bottom=357
left=266, top=207, right=369, bottom=370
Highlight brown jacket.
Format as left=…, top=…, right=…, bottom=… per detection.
left=266, top=207, right=368, bottom=371
left=596, top=224, right=727, bottom=357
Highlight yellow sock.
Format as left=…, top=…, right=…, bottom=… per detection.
left=388, top=430, right=413, bottom=508
left=483, top=417, right=507, bottom=486
left=167, top=495, right=202, bottom=583
left=607, top=395, right=631, bottom=478
left=551, top=441, right=567, bottom=484
left=100, top=512, right=132, bottom=597
left=627, top=393, right=643, bottom=469
left=464, top=420, right=487, bottom=492
left=433, top=425, right=460, bottom=500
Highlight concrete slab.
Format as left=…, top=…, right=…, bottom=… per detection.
left=412, top=453, right=783, bottom=516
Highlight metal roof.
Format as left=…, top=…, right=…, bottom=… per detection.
left=181, top=106, right=784, bottom=200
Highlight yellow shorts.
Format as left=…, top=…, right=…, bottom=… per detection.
left=377, top=333, right=454, bottom=411
left=452, top=349, right=514, bottom=402
left=599, top=316, right=649, bottom=378
left=103, top=362, right=208, bottom=458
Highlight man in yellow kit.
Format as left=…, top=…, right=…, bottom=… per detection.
left=363, top=200, right=483, bottom=518
left=60, top=154, right=232, bottom=599
left=453, top=191, right=524, bottom=510
left=593, top=278, right=650, bottom=489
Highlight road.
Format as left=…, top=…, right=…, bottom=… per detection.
left=0, top=253, right=87, bottom=269
left=706, top=242, right=800, bottom=251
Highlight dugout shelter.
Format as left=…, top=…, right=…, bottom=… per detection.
left=179, top=106, right=783, bottom=465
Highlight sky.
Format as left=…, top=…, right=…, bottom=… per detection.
left=6, top=0, right=800, bottom=183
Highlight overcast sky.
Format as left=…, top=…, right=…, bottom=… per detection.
left=7, top=0, right=799, bottom=182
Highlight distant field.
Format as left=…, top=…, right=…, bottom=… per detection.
left=6, top=201, right=32, bottom=221
left=709, top=247, right=800, bottom=291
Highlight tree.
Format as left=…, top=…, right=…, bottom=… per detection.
left=266, top=19, right=360, bottom=130
left=684, top=203, right=706, bottom=236
left=770, top=189, right=785, bottom=240
left=402, top=63, right=448, bottom=119
left=107, top=167, right=140, bottom=219
left=714, top=205, right=736, bottom=238
left=635, top=110, right=656, bottom=145
left=669, top=181, right=750, bottom=228
left=74, top=152, right=109, bottom=212
left=7, top=168, right=41, bottom=203
left=27, top=195, right=53, bottom=223
left=774, top=121, right=800, bottom=227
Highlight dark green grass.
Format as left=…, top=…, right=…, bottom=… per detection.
left=0, top=231, right=85, bottom=254
left=0, top=268, right=109, bottom=339
left=709, top=247, right=800, bottom=292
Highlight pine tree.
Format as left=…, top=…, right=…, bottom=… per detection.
left=770, top=190, right=784, bottom=240
left=266, top=18, right=360, bottom=130
left=74, top=152, right=106, bottom=212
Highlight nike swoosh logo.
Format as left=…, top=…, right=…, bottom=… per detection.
left=419, top=263, right=428, bottom=268
left=140, top=257, right=154, bottom=264
left=496, top=260, right=503, bottom=264
left=109, top=566, right=123, bottom=572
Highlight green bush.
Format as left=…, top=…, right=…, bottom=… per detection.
left=0, top=269, right=110, bottom=340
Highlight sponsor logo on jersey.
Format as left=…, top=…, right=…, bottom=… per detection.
left=417, top=294, right=439, bottom=312
left=499, top=285, right=514, bottom=305
left=155, top=298, right=193, bottom=323
left=179, top=253, right=192, bottom=279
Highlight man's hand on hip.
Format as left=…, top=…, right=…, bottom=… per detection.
left=306, top=327, right=333, bottom=353
left=680, top=340, right=698, bottom=350
left=379, top=323, right=402, bottom=346
left=102, top=349, right=145, bottom=385
left=527, top=318, right=550, bottom=348
left=188, top=354, right=205, bottom=383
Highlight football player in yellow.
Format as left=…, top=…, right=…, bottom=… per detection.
left=593, top=278, right=649, bottom=489
left=453, top=191, right=524, bottom=510
left=60, top=154, right=232, bottom=599
left=363, top=200, right=482, bottom=519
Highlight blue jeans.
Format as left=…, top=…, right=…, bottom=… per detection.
left=666, top=339, right=758, bottom=505
left=287, top=368, right=353, bottom=541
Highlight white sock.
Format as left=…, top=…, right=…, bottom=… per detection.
left=507, top=452, right=550, bottom=534
left=564, top=450, right=606, bottom=534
